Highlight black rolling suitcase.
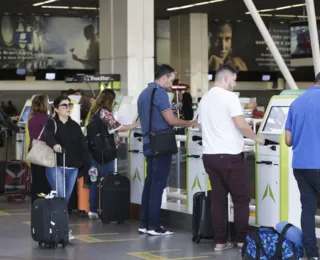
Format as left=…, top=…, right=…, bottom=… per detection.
left=98, top=159, right=130, bottom=224
left=31, top=150, right=69, bottom=248
left=192, top=176, right=230, bottom=244
left=192, top=190, right=214, bottom=243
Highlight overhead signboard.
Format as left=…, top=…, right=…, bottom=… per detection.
left=65, top=74, right=121, bottom=83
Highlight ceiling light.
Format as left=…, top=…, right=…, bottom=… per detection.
left=33, top=0, right=58, bottom=7
left=260, top=13, right=320, bottom=19
left=246, top=3, right=305, bottom=14
left=274, top=14, right=296, bottom=17
left=167, top=0, right=225, bottom=11
left=71, top=7, right=99, bottom=10
left=41, top=5, right=69, bottom=9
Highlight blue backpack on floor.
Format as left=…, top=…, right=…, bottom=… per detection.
left=241, top=224, right=303, bottom=260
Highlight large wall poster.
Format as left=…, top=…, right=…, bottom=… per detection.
left=0, top=15, right=99, bottom=73
left=208, top=20, right=291, bottom=72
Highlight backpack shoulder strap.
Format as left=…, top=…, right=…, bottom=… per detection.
left=252, top=227, right=275, bottom=260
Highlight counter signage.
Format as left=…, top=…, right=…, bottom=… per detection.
left=65, top=74, right=121, bottom=83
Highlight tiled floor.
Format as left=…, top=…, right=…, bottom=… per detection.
left=0, top=197, right=246, bottom=260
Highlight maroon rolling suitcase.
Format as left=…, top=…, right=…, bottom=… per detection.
left=4, top=160, right=29, bottom=201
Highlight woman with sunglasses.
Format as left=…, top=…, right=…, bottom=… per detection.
left=44, top=95, right=91, bottom=240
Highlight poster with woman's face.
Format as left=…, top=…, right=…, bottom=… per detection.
left=208, top=22, right=248, bottom=71
left=208, top=20, right=291, bottom=72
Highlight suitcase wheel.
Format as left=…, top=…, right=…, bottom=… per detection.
left=192, top=236, right=196, bottom=242
left=195, top=238, right=201, bottom=244
left=78, top=211, right=86, bottom=218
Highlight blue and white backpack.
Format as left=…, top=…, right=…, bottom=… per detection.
left=241, top=224, right=303, bottom=260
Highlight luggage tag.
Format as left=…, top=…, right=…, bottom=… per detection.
left=44, top=191, right=57, bottom=199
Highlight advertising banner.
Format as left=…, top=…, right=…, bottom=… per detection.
left=208, top=20, right=291, bottom=72
left=0, top=15, right=99, bottom=73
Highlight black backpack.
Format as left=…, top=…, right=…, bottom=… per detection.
left=86, top=109, right=117, bottom=165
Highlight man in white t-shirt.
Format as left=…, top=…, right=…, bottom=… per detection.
left=198, top=65, right=264, bottom=251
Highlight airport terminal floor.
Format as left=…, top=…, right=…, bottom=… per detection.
left=0, top=197, right=245, bottom=260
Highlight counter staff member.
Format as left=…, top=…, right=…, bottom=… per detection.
left=137, top=64, right=198, bottom=236
left=198, top=64, right=264, bottom=250
left=285, top=73, right=320, bottom=260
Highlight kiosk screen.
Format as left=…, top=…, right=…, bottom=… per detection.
left=262, top=106, right=289, bottom=133
left=20, top=106, right=31, bottom=123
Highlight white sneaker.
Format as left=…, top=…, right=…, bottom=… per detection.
left=88, top=212, right=99, bottom=220
left=69, top=230, right=75, bottom=240
left=138, top=227, right=148, bottom=234
left=147, top=227, right=174, bottom=236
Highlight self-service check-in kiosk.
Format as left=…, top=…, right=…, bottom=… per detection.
left=16, top=99, right=32, bottom=160
left=128, top=116, right=145, bottom=204
left=185, top=111, right=212, bottom=213
left=256, top=94, right=303, bottom=228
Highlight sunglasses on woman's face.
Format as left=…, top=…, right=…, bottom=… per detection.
left=59, top=103, right=73, bottom=109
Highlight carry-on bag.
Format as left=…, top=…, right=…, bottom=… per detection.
left=98, top=158, right=130, bottom=224
left=192, top=175, right=230, bottom=244
left=77, top=176, right=90, bottom=216
left=4, top=160, right=29, bottom=201
left=31, top=150, right=69, bottom=248
left=241, top=224, right=303, bottom=260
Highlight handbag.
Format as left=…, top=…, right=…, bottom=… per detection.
left=148, top=87, right=178, bottom=156
left=26, top=120, right=57, bottom=167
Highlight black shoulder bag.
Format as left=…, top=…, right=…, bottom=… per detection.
left=148, top=87, right=178, bottom=156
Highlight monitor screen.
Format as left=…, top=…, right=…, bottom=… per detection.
left=262, top=106, right=289, bottom=133
left=290, top=21, right=320, bottom=58
left=45, top=73, right=56, bottom=80
left=20, top=106, right=31, bottom=123
left=262, top=75, right=271, bottom=81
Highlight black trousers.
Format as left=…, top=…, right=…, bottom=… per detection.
left=30, top=163, right=51, bottom=204
left=203, top=153, right=250, bottom=243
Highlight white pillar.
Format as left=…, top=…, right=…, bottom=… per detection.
left=170, top=13, right=209, bottom=100
left=243, top=0, right=298, bottom=90
left=99, top=0, right=154, bottom=98
left=305, top=0, right=320, bottom=76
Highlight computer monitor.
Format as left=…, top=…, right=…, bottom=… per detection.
left=19, top=106, right=31, bottom=123
left=262, top=106, right=289, bottom=134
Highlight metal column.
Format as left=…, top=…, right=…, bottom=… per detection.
left=305, top=0, right=320, bottom=76
left=243, top=0, right=298, bottom=90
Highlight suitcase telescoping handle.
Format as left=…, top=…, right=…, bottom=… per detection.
left=52, top=148, right=66, bottom=198
left=205, top=172, right=208, bottom=197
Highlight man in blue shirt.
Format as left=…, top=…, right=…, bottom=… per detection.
left=285, top=73, right=320, bottom=260
left=137, top=64, right=198, bottom=236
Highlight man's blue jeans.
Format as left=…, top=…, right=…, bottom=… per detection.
left=46, top=167, right=78, bottom=203
left=140, top=144, right=172, bottom=230
left=89, top=158, right=115, bottom=213
left=294, top=169, right=320, bottom=258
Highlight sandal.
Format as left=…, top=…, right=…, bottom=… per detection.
left=214, top=242, right=234, bottom=251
